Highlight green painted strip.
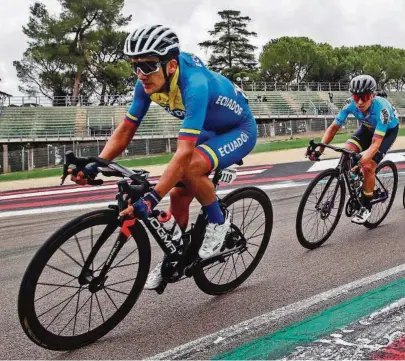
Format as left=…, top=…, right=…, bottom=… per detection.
left=213, top=278, right=405, bottom=360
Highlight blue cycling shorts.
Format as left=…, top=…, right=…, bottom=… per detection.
left=194, top=111, right=257, bottom=170
left=346, top=125, right=398, bottom=164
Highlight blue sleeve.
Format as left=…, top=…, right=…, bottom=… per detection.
left=334, top=98, right=353, bottom=126
left=125, top=81, right=151, bottom=128
left=177, top=72, right=209, bottom=142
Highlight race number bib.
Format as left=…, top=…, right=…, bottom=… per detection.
left=219, top=168, right=237, bottom=184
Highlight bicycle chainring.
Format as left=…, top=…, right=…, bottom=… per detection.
left=345, top=197, right=361, bottom=217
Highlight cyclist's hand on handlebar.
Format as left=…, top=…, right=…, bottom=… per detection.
left=68, top=169, right=88, bottom=185
left=119, top=197, right=151, bottom=219
left=308, top=150, right=322, bottom=161
left=119, top=199, right=136, bottom=218
left=119, top=189, right=162, bottom=219
left=68, top=163, right=99, bottom=186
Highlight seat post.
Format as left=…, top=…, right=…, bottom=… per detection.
left=212, top=169, right=222, bottom=187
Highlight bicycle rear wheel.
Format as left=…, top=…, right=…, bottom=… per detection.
left=364, top=160, right=398, bottom=229
left=296, top=169, right=345, bottom=249
left=193, top=187, right=273, bottom=295
left=18, top=209, right=151, bottom=350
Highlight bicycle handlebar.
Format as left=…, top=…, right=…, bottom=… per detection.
left=61, top=151, right=151, bottom=197
left=307, top=139, right=362, bottom=163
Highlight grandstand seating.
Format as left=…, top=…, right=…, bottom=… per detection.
left=0, top=106, right=77, bottom=138
left=1, top=91, right=404, bottom=139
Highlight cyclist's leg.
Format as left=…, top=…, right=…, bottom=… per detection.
left=145, top=130, right=216, bottom=289
left=186, top=120, right=257, bottom=201
left=167, top=129, right=216, bottom=230
left=345, top=125, right=372, bottom=153
left=351, top=126, right=398, bottom=224
left=346, top=126, right=374, bottom=223
left=184, top=117, right=257, bottom=259
left=169, top=187, right=194, bottom=231
left=362, top=125, right=398, bottom=196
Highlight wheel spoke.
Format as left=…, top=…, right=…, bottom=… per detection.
left=104, top=286, right=130, bottom=296
left=35, top=277, right=79, bottom=302
left=95, top=292, right=105, bottom=323
left=45, top=264, right=78, bottom=279
left=88, top=294, right=93, bottom=332
left=45, top=291, right=79, bottom=330
left=74, top=234, right=86, bottom=265
left=58, top=293, right=92, bottom=336
left=217, top=257, right=231, bottom=284
left=73, top=287, right=81, bottom=335
left=38, top=288, right=83, bottom=319
left=103, top=289, right=119, bottom=311
left=105, top=277, right=136, bottom=287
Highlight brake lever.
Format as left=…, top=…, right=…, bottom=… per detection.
left=61, top=151, right=76, bottom=185
left=60, top=151, right=101, bottom=186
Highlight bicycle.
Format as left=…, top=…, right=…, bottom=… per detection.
left=18, top=151, right=273, bottom=350
left=296, top=139, right=398, bottom=250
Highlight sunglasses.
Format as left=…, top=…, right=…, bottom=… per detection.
left=132, top=61, right=167, bottom=76
left=353, top=93, right=373, bottom=103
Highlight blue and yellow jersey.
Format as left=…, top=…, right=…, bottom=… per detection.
left=335, top=96, right=399, bottom=139
left=125, top=52, right=252, bottom=142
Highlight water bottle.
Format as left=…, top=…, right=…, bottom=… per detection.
left=350, top=171, right=359, bottom=181
left=158, top=211, right=183, bottom=247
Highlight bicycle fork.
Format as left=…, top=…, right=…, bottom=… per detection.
left=78, top=218, right=134, bottom=292
left=315, top=176, right=340, bottom=219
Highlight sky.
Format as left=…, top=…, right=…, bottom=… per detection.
left=1, top=0, right=405, bottom=96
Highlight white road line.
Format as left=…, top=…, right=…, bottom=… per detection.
left=0, top=169, right=266, bottom=201
left=0, top=184, right=117, bottom=200
left=0, top=181, right=308, bottom=218
left=148, top=263, right=405, bottom=360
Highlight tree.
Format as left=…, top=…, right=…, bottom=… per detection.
left=85, top=29, right=134, bottom=105
left=14, top=0, right=132, bottom=104
left=258, top=37, right=405, bottom=89
left=259, top=37, right=319, bottom=83
left=198, top=10, right=258, bottom=81
left=56, top=0, right=131, bottom=103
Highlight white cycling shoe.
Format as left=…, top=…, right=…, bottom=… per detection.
left=351, top=207, right=371, bottom=224
left=198, top=211, right=231, bottom=260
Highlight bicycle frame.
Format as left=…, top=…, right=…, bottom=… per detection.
left=313, top=149, right=389, bottom=213
left=79, top=168, right=230, bottom=288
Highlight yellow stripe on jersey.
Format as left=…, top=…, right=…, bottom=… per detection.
left=180, top=128, right=200, bottom=135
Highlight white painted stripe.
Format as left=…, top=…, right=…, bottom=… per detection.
left=307, top=159, right=340, bottom=172
left=307, top=152, right=405, bottom=173
left=148, top=263, right=405, bottom=360
left=0, top=170, right=266, bottom=201
left=0, top=184, right=117, bottom=200
left=0, top=181, right=308, bottom=218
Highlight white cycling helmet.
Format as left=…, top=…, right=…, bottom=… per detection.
left=124, top=24, right=180, bottom=57
left=349, top=75, right=377, bottom=94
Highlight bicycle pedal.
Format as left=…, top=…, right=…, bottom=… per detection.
left=154, top=281, right=168, bottom=295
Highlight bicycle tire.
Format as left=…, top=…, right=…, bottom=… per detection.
left=18, top=209, right=151, bottom=351
left=193, top=187, right=273, bottom=295
left=296, top=169, right=346, bottom=249
left=364, top=160, right=398, bottom=229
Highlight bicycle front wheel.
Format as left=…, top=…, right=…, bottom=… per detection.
left=18, top=209, right=151, bottom=350
left=296, top=169, right=346, bottom=249
left=193, top=187, right=273, bottom=295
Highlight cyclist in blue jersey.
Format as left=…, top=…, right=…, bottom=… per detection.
left=309, top=75, right=399, bottom=224
left=70, top=24, right=258, bottom=290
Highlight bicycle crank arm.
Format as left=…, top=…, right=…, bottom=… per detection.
left=154, top=281, right=168, bottom=295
